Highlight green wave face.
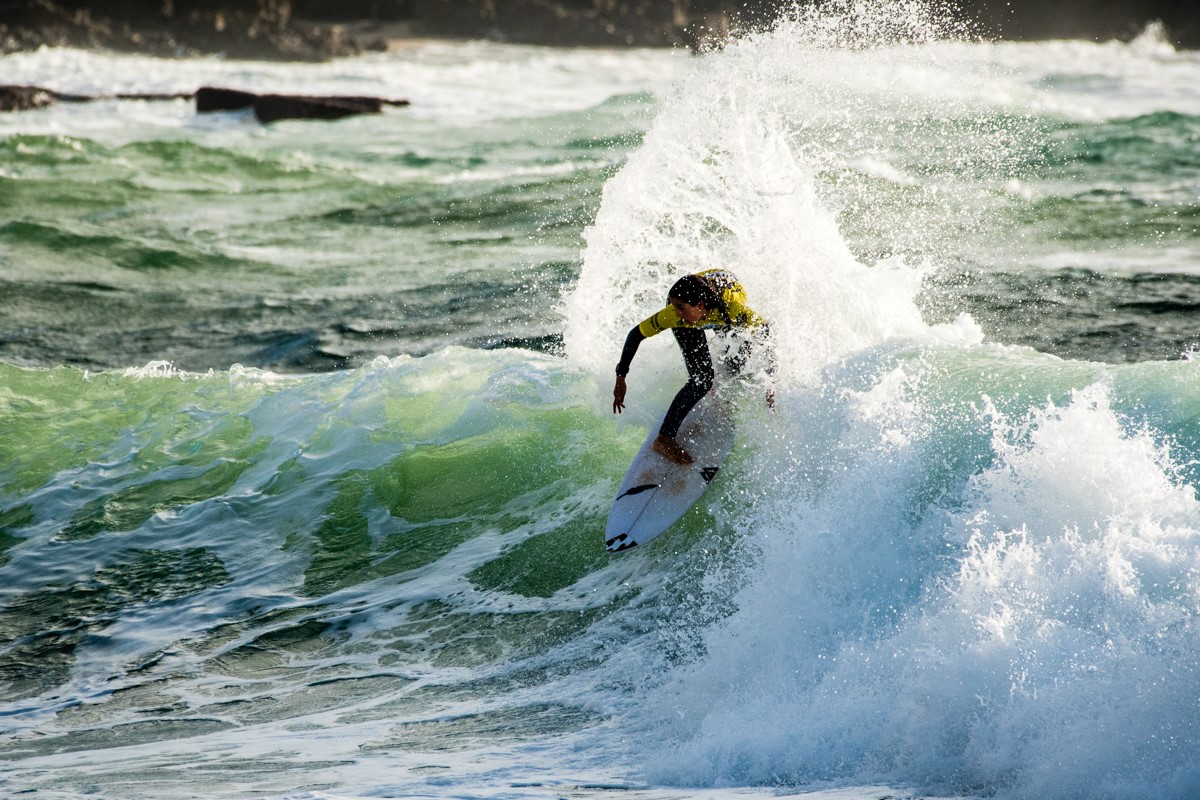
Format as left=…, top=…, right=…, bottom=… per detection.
left=0, top=351, right=641, bottom=699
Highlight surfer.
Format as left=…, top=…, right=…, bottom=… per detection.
left=612, top=269, right=774, bottom=465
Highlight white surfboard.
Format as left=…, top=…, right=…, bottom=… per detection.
left=605, top=391, right=735, bottom=553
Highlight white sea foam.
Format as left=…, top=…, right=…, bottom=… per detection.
left=558, top=4, right=1200, bottom=798
left=562, top=6, right=952, bottom=388
left=0, top=42, right=684, bottom=140
left=640, top=372, right=1200, bottom=799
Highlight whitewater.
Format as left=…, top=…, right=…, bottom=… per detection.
left=2, top=3, right=1200, bottom=799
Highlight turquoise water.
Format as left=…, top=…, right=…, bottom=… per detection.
left=3, top=5, right=1200, bottom=799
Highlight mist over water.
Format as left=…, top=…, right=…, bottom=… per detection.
left=3, top=1, right=1200, bottom=799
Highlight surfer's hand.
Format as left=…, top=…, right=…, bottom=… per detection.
left=613, top=376, right=627, bottom=414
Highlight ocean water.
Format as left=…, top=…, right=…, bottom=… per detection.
left=3, top=3, right=1200, bottom=799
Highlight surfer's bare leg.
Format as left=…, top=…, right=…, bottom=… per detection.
left=653, top=434, right=694, bottom=465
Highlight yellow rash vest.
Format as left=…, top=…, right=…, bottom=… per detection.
left=635, top=269, right=767, bottom=337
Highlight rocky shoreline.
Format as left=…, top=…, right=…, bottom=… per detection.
left=1, top=0, right=373, bottom=61
left=1, top=0, right=1197, bottom=61
left=0, top=0, right=727, bottom=60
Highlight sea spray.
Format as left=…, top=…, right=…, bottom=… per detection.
left=644, top=370, right=1200, bottom=799
left=561, top=0, right=1035, bottom=390
left=559, top=2, right=1200, bottom=798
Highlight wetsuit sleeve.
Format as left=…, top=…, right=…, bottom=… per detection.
left=615, top=326, right=645, bottom=376
left=617, top=306, right=682, bottom=375
left=637, top=305, right=681, bottom=338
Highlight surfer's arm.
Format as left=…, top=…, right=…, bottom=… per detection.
left=613, top=375, right=626, bottom=413
left=616, top=307, right=677, bottom=378
left=613, top=326, right=645, bottom=414
left=615, top=326, right=646, bottom=378
left=613, top=308, right=679, bottom=414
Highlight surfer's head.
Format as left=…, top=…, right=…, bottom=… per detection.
left=668, top=274, right=719, bottom=324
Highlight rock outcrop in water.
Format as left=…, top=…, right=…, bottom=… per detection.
left=0, top=84, right=409, bottom=123
left=0, top=85, right=58, bottom=112
left=0, top=84, right=193, bottom=112
left=195, top=86, right=410, bottom=122
left=1, top=0, right=1197, bottom=57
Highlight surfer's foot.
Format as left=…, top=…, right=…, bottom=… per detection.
left=653, top=435, right=694, bottom=465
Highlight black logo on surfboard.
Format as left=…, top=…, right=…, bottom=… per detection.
left=606, top=533, right=638, bottom=551
left=700, top=466, right=720, bottom=483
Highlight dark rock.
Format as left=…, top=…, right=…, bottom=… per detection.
left=0, top=85, right=198, bottom=113
left=194, top=86, right=261, bottom=112
left=195, top=86, right=409, bottom=122
left=0, top=85, right=58, bottom=112
left=113, top=92, right=197, bottom=101
left=0, top=84, right=401, bottom=121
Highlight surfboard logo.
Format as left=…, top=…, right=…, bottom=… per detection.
left=605, top=533, right=638, bottom=552
left=700, top=466, right=720, bottom=483
left=618, top=483, right=658, bottom=498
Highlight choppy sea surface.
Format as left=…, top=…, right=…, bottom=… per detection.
left=3, top=3, right=1200, bottom=799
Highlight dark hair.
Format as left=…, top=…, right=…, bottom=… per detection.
left=668, top=274, right=719, bottom=308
